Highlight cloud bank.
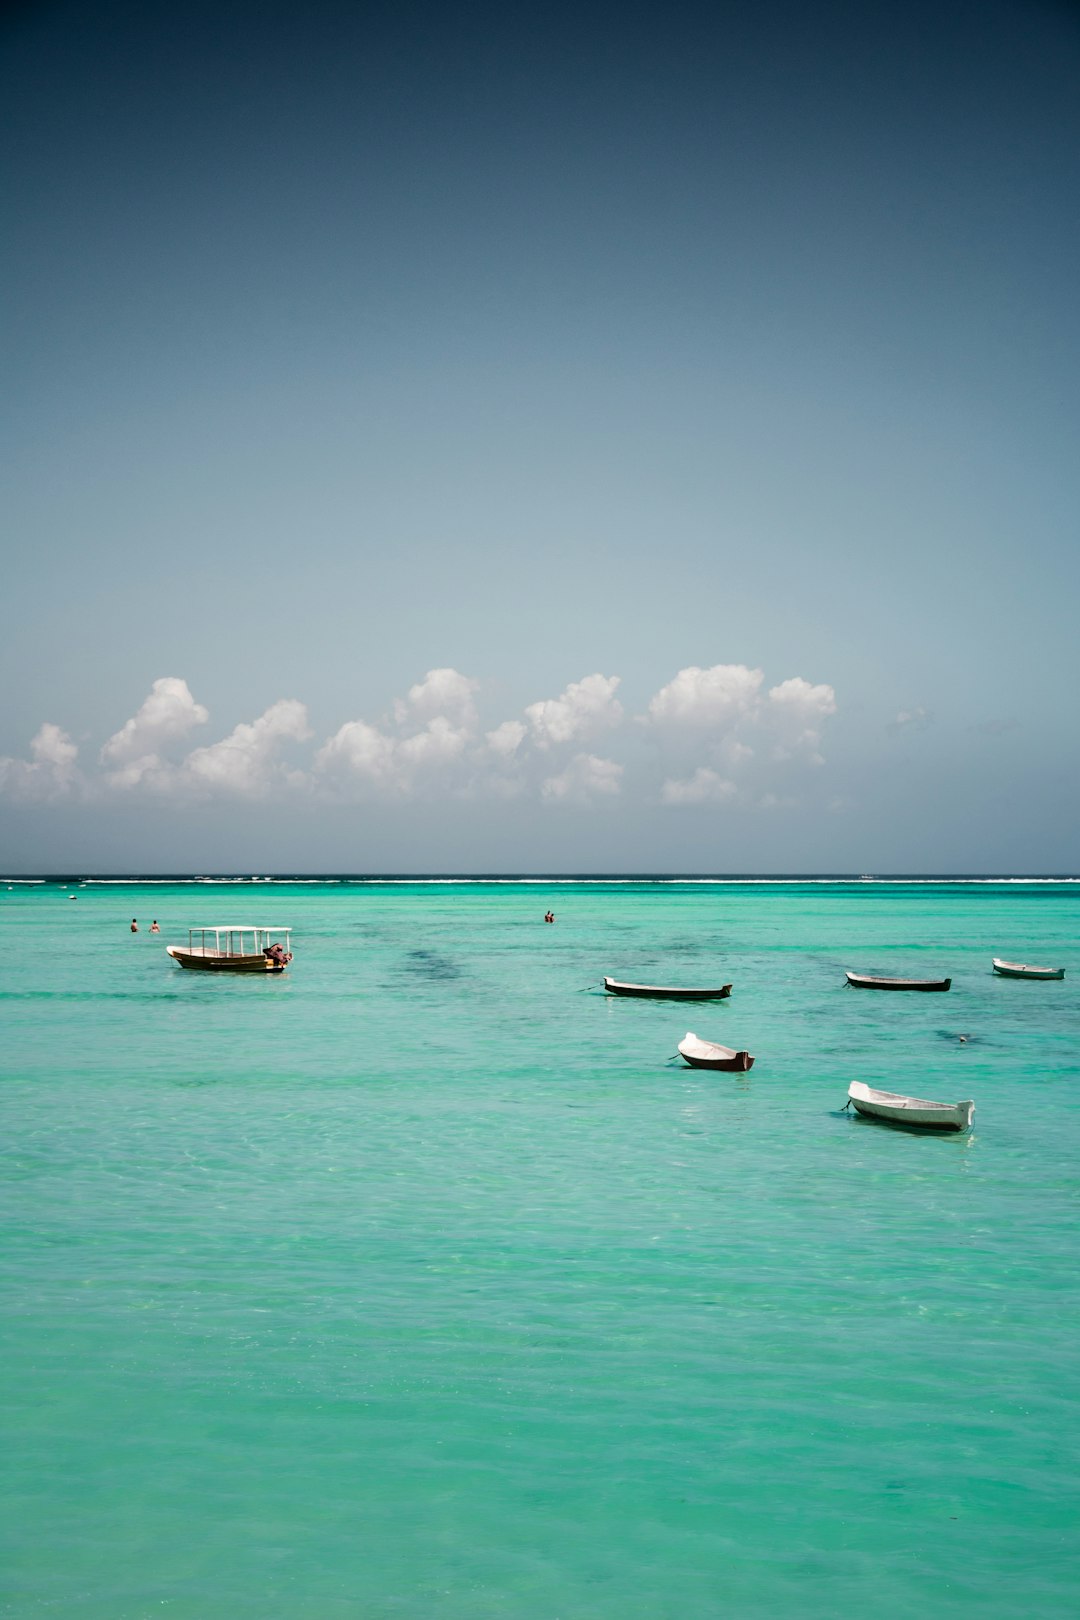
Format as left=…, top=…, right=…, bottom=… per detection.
left=1, top=662, right=839, bottom=811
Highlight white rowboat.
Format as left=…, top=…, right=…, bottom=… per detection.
left=677, top=1032, right=754, bottom=1071
left=992, top=958, right=1065, bottom=980
left=847, top=1080, right=973, bottom=1132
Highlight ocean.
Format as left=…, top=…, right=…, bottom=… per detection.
left=2, top=877, right=1078, bottom=1617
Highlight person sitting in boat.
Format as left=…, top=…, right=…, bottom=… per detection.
left=263, top=942, right=291, bottom=966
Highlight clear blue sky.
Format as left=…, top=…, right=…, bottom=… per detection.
left=3, top=0, right=1078, bottom=871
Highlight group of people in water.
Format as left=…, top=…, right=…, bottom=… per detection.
left=130, top=920, right=159, bottom=933
left=544, top=910, right=556, bottom=923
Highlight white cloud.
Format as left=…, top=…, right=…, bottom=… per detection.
left=315, top=719, right=398, bottom=785
left=525, top=674, right=623, bottom=748
left=645, top=664, right=763, bottom=730
left=183, top=699, right=311, bottom=795
left=485, top=720, right=526, bottom=758
left=394, top=667, right=479, bottom=728
left=317, top=670, right=478, bottom=796
left=0, top=724, right=80, bottom=802
left=888, top=705, right=933, bottom=734
left=766, top=677, right=837, bottom=763
left=100, top=677, right=208, bottom=767
left=398, top=716, right=471, bottom=768
left=541, top=753, right=622, bottom=805
left=5, top=660, right=840, bottom=812
left=660, top=768, right=737, bottom=806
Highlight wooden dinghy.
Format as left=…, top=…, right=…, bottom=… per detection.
left=678, top=1032, right=754, bottom=1071
left=167, top=926, right=293, bottom=973
left=992, top=958, right=1065, bottom=981
left=604, top=977, right=732, bottom=1000
left=845, top=971, right=951, bottom=992
left=847, top=1080, right=973, bottom=1132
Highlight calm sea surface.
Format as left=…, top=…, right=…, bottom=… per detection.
left=2, top=877, right=1079, bottom=1618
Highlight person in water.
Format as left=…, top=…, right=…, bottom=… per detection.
left=150, top=920, right=160, bottom=933
left=130, top=919, right=138, bottom=932
left=544, top=911, right=555, bottom=923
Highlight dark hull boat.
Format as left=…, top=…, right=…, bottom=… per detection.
left=604, top=977, right=732, bottom=1000
left=845, top=972, right=951, bottom=992
left=678, top=1032, right=754, bottom=1071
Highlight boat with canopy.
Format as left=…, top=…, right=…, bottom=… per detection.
left=847, top=1080, right=973, bottom=1131
left=166, top=926, right=293, bottom=973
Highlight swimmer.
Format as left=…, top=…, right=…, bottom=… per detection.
left=150, top=920, right=160, bottom=933
left=130, top=919, right=138, bottom=932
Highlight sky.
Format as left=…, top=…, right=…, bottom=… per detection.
left=2, top=0, right=1078, bottom=872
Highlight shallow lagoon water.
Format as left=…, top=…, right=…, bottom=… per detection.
left=2, top=878, right=1078, bottom=1617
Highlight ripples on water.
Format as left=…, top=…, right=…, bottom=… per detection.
left=2, top=879, right=1078, bottom=1618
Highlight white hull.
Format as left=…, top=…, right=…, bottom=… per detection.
left=992, top=958, right=1064, bottom=980
left=677, top=1032, right=754, bottom=1071
left=848, top=1081, right=973, bottom=1132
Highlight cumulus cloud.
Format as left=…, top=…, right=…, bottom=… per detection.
left=525, top=674, right=623, bottom=747
left=642, top=663, right=837, bottom=798
left=888, top=706, right=933, bottom=734
left=183, top=699, right=311, bottom=795
left=660, top=768, right=737, bottom=806
left=314, top=719, right=398, bottom=785
left=100, top=677, right=208, bottom=766
left=541, top=753, right=622, bottom=805
left=2, top=659, right=839, bottom=811
left=765, top=677, right=837, bottom=763
left=394, top=668, right=479, bottom=728
left=645, top=664, right=763, bottom=730
left=485, top=720, right=526, bottom=758
left=317, top=667, right=478, bottom=795
left=0, top=724, right=80, bottom=802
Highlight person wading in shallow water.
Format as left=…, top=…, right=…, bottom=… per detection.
left=130, top=919, right=138, bottom=933
left=544, top=911, right=555, bottom=923
left=150, top=920, right=160, bottom=933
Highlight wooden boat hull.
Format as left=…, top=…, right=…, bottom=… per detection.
left=167, top=947, right=284, bottom=973
left=845, top=972, right=951, bottom=992
left=848, top=1081, right=973, bottom=1131
left=605, top=978, right=732, bottom=1000
left=678, top=1034, right=753, bottom=1071
left=992, top=959, right=1065, bottom=980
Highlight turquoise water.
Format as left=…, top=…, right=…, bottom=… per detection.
left=2, top=877, right=1078, bottom=1618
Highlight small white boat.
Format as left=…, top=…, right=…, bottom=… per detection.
left=677, top=1032, right=754, bottom=1071
left=167, top=926, right=293, bottom=973
left=604, top=977, right=732, bottom=1000
left=992, top=958, right=1065, bottom=981
left=847, top=1080, right=973, bottom=1132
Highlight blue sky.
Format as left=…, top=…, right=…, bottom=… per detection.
left=2, top=0, right=1078, bottom=872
